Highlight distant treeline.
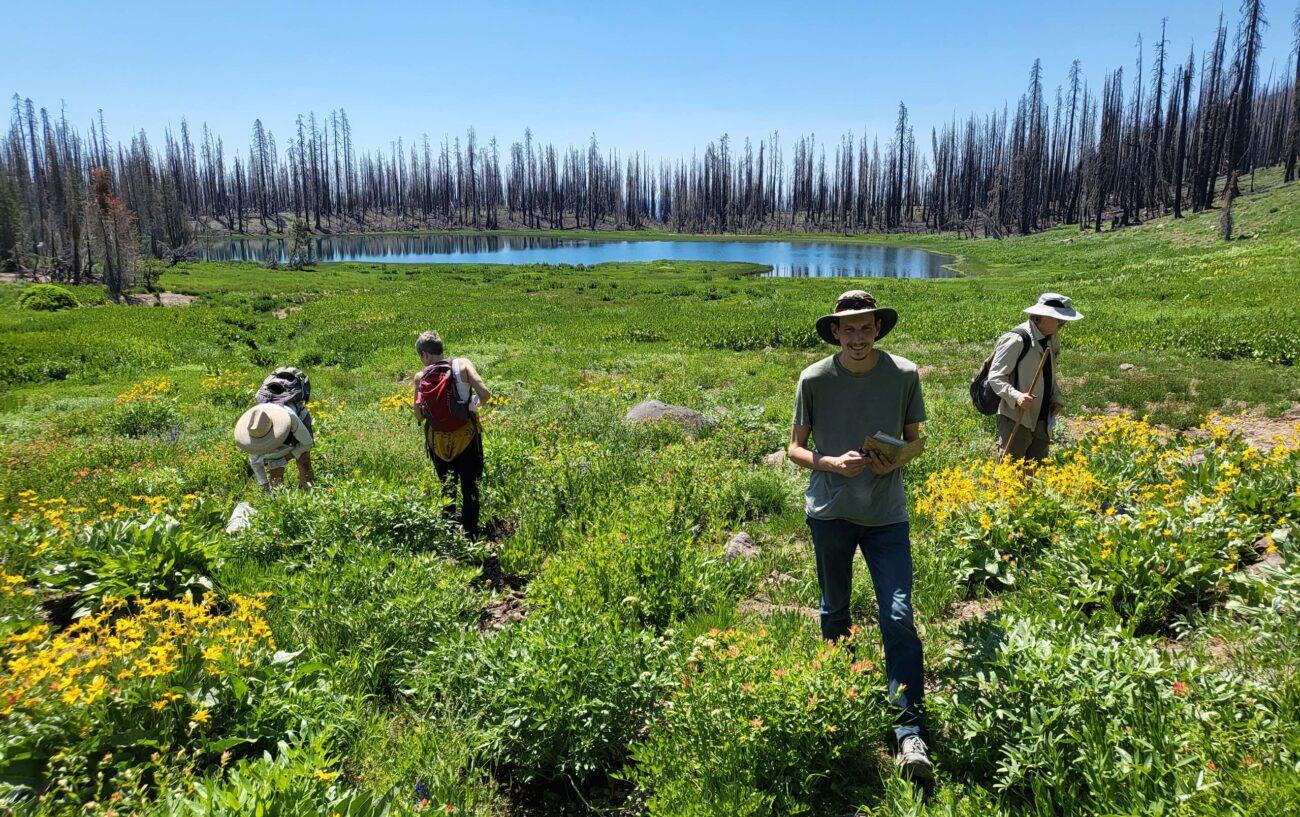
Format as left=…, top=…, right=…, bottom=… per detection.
left=1, top=0, right=1298, bottom=288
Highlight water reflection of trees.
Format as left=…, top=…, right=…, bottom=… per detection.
left=200, top=234, right=577, bottom=262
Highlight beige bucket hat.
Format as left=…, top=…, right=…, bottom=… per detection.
left=234, top=404, right=294, bottom=455
left=815, top=290, right=899, bottom=345
left=1024, top=293, right=1083, bottom=321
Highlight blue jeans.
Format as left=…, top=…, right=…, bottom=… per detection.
left=807, top=517, right=925, bottom=740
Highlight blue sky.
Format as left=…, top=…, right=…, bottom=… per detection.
left=8, top=1, right=1297, bottom=162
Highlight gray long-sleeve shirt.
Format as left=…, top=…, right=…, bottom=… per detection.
left=987, top=320, right=1062, bottom=430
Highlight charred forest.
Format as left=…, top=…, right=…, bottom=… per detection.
left=2, top=1, right=1298, bottom=289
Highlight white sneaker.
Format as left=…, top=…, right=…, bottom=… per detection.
left=896, top=735, right=934, bottom=780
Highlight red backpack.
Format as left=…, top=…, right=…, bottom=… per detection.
left=415, top=361, right=472, bottom=432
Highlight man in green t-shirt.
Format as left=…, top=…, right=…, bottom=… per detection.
left=788, top=289, right=932, bottom=780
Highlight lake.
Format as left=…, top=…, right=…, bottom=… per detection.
left=198, top=234, right=958, bottom=278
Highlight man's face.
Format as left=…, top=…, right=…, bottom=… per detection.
left=831, top=314, right=879, bottom=360
left=1036, top=316, right=1066, bottom=336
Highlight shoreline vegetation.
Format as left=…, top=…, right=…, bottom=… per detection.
left=181, top=164, right=1285, bottom=283
left=1, top=164, right=1299, bottom=813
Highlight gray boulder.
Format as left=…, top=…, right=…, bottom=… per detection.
left=764, top=449, right=791, bottom=468
left=624, top=399, right=716, bottom=435
left=724, top=532, right=760, bottom=560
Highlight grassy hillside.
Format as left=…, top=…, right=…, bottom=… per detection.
left=0, top=170, right=1297, bottom=815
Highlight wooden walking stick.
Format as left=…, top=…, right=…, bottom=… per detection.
left=1000, top=343, right=1051, bottom=462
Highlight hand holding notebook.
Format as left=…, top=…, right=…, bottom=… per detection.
left=860, top=431, right=926, bottom=466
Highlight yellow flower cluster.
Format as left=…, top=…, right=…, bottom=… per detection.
left=1037, top=451, right=1107, bottom=510
left=8, top=490, right=80, bottom=537
left=1, top=593, right=275, bottom=720
left=1200, top=412, right=1236, bottom=443
left=307, top=399, right=347, bottom=425
left=1070, top=414, right=1166, bottom=461
left=7, top=492, right=192, bottom=543
left=201, top=371, right=251, bottom=390
left=915, top=458, right=1028, bottom=528
left=0, top=572, right=35, bottom=599
left=578, top=373, right=636, bottom=397
left=378, top=390, right=410, bottom=414
left=116, top=378, right=174, bottom=405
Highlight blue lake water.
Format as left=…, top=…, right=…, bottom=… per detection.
left=198, top=234, right=958, bottom=278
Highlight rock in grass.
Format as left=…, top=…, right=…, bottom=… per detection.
left=724, top=532, right=760, bottom=560
left=624, top=400, right=716, bottom=435
left=1119, top=363, right=1147, bottom=372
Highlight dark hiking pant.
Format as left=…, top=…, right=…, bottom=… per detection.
left=430, top=432, right=483, bottom=538
left=806, top=517, right=925, bottom=742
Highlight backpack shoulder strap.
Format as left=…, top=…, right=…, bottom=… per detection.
left=1012, top=328, right=1032, bottom=363
left=992, top=327, right=1033, bottom=391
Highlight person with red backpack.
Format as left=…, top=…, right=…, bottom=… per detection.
left=414, top=330, right=492, bottom=538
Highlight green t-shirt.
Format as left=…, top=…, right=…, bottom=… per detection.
left=792, top=351, right=927, bottom=527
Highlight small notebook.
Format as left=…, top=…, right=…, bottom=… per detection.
left=861, top=431, right=926, bottom=464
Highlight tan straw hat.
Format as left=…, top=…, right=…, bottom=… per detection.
left=815, top=290, right=899, bottom=345
left=234, top=404, right=294, bottom=455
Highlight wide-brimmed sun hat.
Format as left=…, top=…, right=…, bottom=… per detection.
left=815, top=290, right=899, bottom=346
left=1024, top=292, right=1083, bottom=321
left=234, top=404, right=294, bottom=455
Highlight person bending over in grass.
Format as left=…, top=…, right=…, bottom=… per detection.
left=234, top=403, right=315, bottom=489
left=787, top=289, right=932, bottom=780
left=414, top=330, right=492, bottom=539
left=987, top=293, right=1083, bottom=463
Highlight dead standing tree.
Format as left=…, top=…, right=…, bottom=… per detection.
left=87, top=167, right=136, bottom=299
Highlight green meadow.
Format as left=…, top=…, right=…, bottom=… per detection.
left=1, top=169, right=1298, bottom=815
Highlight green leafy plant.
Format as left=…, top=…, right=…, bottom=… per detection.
left=150, top=732, right=393, bottom=816
left=930, top=614, right=1276, bottom=815
left=630, top=621, right=895, bottom=816
left=425, top=613, right=675, bottom=783
left=37, top=515, right=222, bottom=615
left=232, top=481, right=485, bottom=565
left=529, top=499, right=755, bottom=630
left=17, top=284, right=78, bottom=312
left=266, top=545, right=484, bottom=698
left=0, top=593, right=344, bottom=808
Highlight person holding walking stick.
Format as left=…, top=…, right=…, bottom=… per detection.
left=987, top=293, right=1083, bottom=462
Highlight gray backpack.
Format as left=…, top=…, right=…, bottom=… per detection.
left=255, top=367, right=313, bottom=433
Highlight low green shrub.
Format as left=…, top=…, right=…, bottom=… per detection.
left=107, top=395, right=181, bottom=437
left=17, top=284, right=78, bottom=312
left=36, top=515, right=223, bottom=616
left=349, top=709, right=504, bottom=816
left=1036, top=506, right=1258, bottom=634
left=630, top=621, right=895, bottom=816
left=701, top=317, right=819, bottom=351
left=425, top=614, right=675, bottom=783
left=232, top=481, right=485, bottom=565
left=529, top=501, right=755, bottom=630
left=718, top=467, right=794, bottom=522
left=147, top=733, right=393, bottom=817
left=264, top=546, right=484, bottom=698
left=930, top=614, right=1276, bottom=814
